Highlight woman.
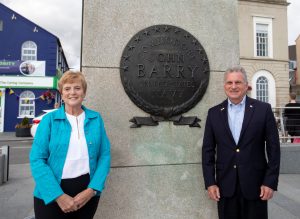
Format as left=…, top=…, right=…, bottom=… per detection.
left=30, top=71, right=110, bottom=219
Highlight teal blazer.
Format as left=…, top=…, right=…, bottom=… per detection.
left=30, top=105, right=111, bottom=204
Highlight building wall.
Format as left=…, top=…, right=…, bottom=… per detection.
left=296, top=35, right=300, bottom=86
left=240, top=58, right=289, bottom=106
left=239, top=0, right=286, bottom=2
left=238, top=0, right=289, bottom=107
left=0, top=3, right=68, bottom=132
left=0, top=4, right=59, bottom=76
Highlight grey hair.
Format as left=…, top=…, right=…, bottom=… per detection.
left=224, top=65, right=248, bottom=83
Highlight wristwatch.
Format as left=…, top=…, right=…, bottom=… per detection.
left=93, top=190, right=97, bottom=196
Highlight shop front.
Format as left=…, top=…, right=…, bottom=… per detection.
left=0, top=76, right=58, bottom=132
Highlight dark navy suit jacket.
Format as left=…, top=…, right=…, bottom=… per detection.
left=202, top=96, right=280, bottom=200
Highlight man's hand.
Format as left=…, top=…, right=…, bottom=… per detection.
left=56, top=194, right=78, bottom=213
left=207, top=185, right=220, bottom=201
left=260, top=185, right=274, bottom=200
left=73, top=188, right=95, bottom=210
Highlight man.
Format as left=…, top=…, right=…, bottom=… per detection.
left=284, top=92, right=300, bottom=143
left=202, top=66, right=280, bottom=219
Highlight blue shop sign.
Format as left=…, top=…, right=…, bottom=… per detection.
left=0, top=60, right=45, bottom=76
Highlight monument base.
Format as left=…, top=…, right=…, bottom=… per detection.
left=95, top=165, right=218, bottom=219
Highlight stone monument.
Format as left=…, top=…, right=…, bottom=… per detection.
left=82, top=0, right=239, bottom=218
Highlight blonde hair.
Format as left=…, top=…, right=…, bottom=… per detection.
left=58, top=71, right=87, bottom=94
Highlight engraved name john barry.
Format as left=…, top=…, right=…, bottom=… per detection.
left=120, top=25, right=210, bottom=117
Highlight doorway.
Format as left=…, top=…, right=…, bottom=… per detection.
left=0, top=88, right=5, bottom=132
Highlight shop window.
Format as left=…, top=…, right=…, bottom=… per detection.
left=19, top=91, right=35, bottom=118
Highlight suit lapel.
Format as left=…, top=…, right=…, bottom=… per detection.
left=220, top=100, right=236, bottom=145
left=238, top=96, right=255, bottom=144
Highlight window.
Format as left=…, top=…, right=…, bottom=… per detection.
left=289, top=61, right=296, bottom=70
left=0, top=20, right=3, bottom=31
left=251, top=70, right=276, bottom=107
left=256, top=76, right=268, bottom=103
left=21, top=41, right=37, bottom=61
left=253, top=17, right=273, bottom=58
left=256, top=24, right=268, bottom=56
left=19, top=91, right=35, bottom=118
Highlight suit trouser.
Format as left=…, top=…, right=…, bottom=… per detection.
left=34, top=173, right=100, bottom=219
left=217, top=178, right=268, bottom=219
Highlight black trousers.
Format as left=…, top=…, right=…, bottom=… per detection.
left=34, top=173, right=100, bottom=219
left=218, top=180, right=268, bottom=219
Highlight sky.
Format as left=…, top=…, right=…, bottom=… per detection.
left=0, top=0, right=82, bottom=70
left=287, top=0, right=300, bottom=45
left=0, top=0, right=299, bottom=70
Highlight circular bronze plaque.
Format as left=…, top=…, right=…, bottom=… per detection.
left=120, top=25, right=210, bottom=118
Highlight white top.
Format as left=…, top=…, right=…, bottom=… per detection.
left=61, top=112, right=90, bottom=179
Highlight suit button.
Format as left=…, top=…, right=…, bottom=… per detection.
left=233, top=165, right=237, bottom=169
left=236, top=149, right=240, bottom=152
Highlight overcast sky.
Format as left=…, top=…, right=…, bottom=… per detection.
left=1, top=0, right=299, bottom=70
left=287, top=0, right=300, bottom=45
left=0, top=0, right=82, bottom=70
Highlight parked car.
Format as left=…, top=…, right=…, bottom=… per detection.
left=30, top=109, right=57, bottom=137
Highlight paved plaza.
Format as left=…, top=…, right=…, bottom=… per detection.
left=1, top=132, right=300, bottom=219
